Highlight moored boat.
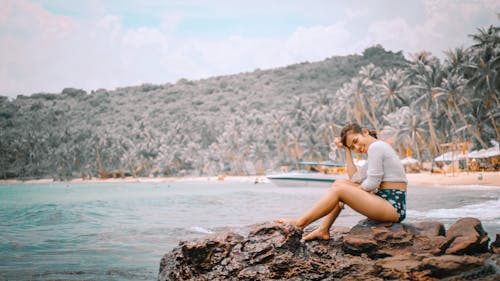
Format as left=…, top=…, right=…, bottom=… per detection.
left=267, top=162, right=347, bottom=187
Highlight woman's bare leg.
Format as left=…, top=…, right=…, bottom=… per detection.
left=302, top=202, right=343, bottom=241
left=275, top=179, right=399, bottom=229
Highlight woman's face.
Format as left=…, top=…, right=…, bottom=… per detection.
left=345, top=132, right=370, bottom=154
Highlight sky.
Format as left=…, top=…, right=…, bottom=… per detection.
left=0, top=0, right=499, bottom=98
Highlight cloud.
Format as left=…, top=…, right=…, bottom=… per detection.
left=0, top=0, right=499, bottom=97
left=415, top=0, right=500, bottom=56
left=286, top=23, right=353, bottom=61
left=359, top=0, right=500, bottom=58
left=0, top=1, right=174, bottom=95
left=364, top=18, right=417, bottom=53
left=123, top=27, right=169, bottom=49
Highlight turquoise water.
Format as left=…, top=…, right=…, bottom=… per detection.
left=0, top=181, right=499, bottom=280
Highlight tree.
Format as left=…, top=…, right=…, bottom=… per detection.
left=434, top=73, right=488, bottom=148
left=407, top=51, right=444, bottom=157
left=379, top=69, right=408, bottom=114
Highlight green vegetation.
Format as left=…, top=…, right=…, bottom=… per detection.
left=0, top=26, right=498, bottom=180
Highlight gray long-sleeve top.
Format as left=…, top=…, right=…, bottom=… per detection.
left=351, top=140, right=408, bottom=192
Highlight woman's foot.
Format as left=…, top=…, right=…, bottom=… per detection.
left=302, top=227, right=330, bottom=241
left=274, top=218, right=303, bottom=229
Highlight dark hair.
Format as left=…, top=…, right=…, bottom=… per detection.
left=340, top=123, right=377, bottom=147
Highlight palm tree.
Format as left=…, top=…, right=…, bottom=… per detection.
left=443, top=47, right=469, bottom=75
left=379, top=69, right=408, bottom=114
left=407, top=51, right=444, bottom=157
left=286, top=126, right=306, bottom=168
left=434, top=73, right=488, bottom=148
left=270, top=113, right=290, bottom=165
left=465, top=46, right=500, bottom=143
left=469, top=25, right=499, bottom=49
left=335, top=84, right=357, bottom=124
left=359, top=63, right=383, bottom=87
left=382, top=106, right=427, bottom=163
left=349, top=77, right=379, bottom=130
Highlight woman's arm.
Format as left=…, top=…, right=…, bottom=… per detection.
left=334, top=137, right=357, bottom=180
left=345, top=149, right=358, bottom=180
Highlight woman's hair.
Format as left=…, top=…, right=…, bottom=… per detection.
left=340, top=123, right=377, bottom=147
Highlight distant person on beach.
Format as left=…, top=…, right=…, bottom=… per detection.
left=276, top=123, right=407, bottom=241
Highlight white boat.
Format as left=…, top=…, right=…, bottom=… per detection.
left=267, top=172, right=346, bottom=187
left=267, top=162, right=347, bottom=187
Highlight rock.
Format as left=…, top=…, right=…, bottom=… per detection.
left=419, top=255, right=488, bottom=278
left=342, top=219, right=447, bottom=257
left=159, top=218, right=500, bottom=281
left=444, top=217, right=490, bottom=255
left=490, top=234, right=500, bottom=253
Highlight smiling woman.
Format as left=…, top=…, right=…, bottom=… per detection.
left=275, top=123, right=408, bottom=241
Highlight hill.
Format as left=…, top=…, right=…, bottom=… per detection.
left=1, top=46, right=409, bottom=179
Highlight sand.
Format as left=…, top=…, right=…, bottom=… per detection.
left=406, top=171, right=500, bottom=187
left=1, top=172, right=499, bottom=188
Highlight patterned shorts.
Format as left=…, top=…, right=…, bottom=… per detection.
left=375, top=189, right=406, bottom=222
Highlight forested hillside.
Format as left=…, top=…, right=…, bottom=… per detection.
left=1, top=25, right=498, bottom=180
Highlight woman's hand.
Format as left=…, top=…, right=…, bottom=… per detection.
left=334, top=137, right=346, bottom=149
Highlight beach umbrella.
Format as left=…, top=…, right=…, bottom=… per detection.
left=468, top=150, right=481, bottom=158
left=469, top=149, right=490, bottom=158
left=434, top=151, right=454, bottom=162
left=400, top=157, right=418, bottom=165
left=484, top=146, right=500, bottom=158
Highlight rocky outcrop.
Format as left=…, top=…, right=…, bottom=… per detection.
left=159, top=217, right=500, bottom=280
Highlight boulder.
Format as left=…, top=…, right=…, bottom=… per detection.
left=159, top=218, right=499, bottom=281
left=342, top=219, right=448, bottom=258
left=491, top=234, right=500, bottom=254
left=444, top=217, right=490, bottom=255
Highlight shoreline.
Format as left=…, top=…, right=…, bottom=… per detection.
left=0, top=175, right=267, bottom=185
left=1, top=171, right=499, bottom=188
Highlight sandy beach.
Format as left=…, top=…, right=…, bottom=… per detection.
left=1, top=171, right=499, bottom=187
left=405, top=171, right=500, bottom=187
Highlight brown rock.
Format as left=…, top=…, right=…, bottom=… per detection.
left=342, top=219, right=445, bottom=258
left=445, top=217, right=490, bottom=255
left=420, top=254, right=486, bottom=278
left=408, top=221, right=446, bottom=237
left=491, top=234, right=500, bottom=253
left=158, top=218, right=500, bottom=281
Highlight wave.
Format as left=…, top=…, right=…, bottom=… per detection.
left=188, top=226, right=214, bottom=234
left=408, top=199, right=500, bottom=221
left=437, top=185, right=500, bottom=190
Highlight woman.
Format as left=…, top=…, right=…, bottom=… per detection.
left=275, top=123, right=407, bottom=241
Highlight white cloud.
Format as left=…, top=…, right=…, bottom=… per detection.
left=414, top=0, right=500, bottom=56
left=123, top=27, right=169, bottom=49
left=0, top=0, right=498, bottom=97
left=95, top=15, right=122, bottom=39
left=286, top=23, right=352, bottom=61
left=359, top=0, right=500, bottom=58
left=365, top=18, right=417, bottom=52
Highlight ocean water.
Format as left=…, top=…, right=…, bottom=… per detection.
left=0, top=180, right=499, bottom=280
